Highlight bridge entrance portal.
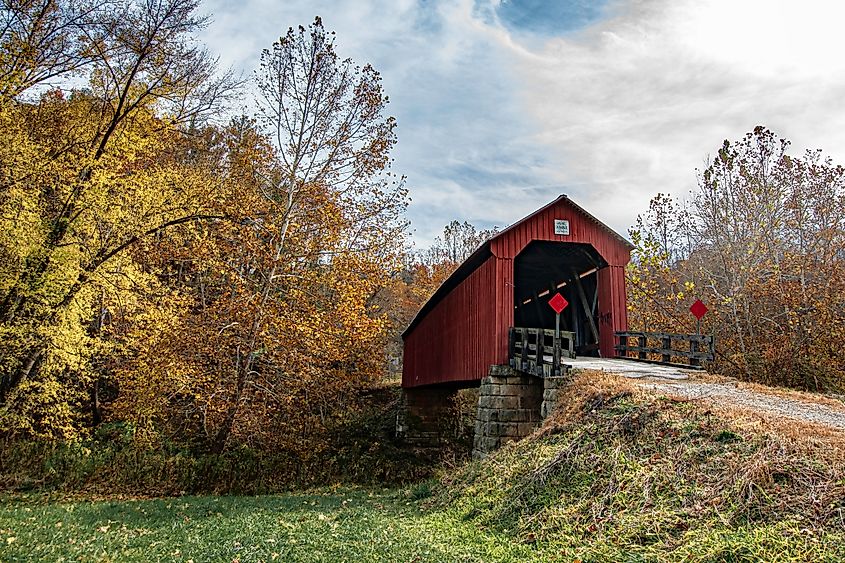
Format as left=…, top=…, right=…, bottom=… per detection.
left=513, top=241, right=607, bottom=357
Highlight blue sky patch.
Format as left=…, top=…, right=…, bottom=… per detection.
left=494, top=0, right=609, bottom=35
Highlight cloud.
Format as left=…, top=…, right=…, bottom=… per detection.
left=198, top=0, right=845, bottom=247
left=505, top=0, right=845, bottom=231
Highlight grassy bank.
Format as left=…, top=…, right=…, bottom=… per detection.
left=435, top=372, right=845, bottom=561
left=3, top=373, right=845, bottom=561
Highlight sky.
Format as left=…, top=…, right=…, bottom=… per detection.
left=199, top=0, right=845, bottom=249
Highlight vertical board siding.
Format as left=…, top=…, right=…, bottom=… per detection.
left=402, top=257, right=497, bottom=387
left=403, top=197, right=632, bottom=388
left=597, top=265, right=628, bottom=357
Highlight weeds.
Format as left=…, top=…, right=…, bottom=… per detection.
left=0, top=385, right=470, bottom=495
left=434, top=372, right=845, bottom=560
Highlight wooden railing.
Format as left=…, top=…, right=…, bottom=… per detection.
left=615, top=331, right=714, bottom=368
left=508, top=327, right=575, bottom=378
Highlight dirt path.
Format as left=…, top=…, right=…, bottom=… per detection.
left=568, top=357, right=845, bottom=431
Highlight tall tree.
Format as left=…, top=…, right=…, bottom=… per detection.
left=111, top=18, right=408, bottom=454
left=0, top=0, right=236, bottom=438
left=0, top=0, right=105, bottom=99
left=628, top=127, right=845, bottom=391
left=423, top=220, right=492, bottom=266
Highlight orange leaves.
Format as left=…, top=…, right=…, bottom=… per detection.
left=629, top=128, right=845, bottom=392
left=0, top=9, right=408, bottom=451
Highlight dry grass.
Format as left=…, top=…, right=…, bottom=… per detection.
left=732, top=379, right=845, bottom=410
left=703, top=401, right=845, bottom=452
left=588, top=369, right=845, bottom=450
left=437, top=370, right=845, bottom=560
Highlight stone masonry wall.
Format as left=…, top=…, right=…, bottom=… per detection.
left=473, top=367, right=574, bottom=459
left=472, top=365, right=543, bottom=459
left=541, top=375, right=571, bottom=419
left=396, top=386, right=457, bottom=447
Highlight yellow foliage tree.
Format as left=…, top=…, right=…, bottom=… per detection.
left=0, top=0, right=235, bottom=439
left=110, top=19, right=408, bottom=454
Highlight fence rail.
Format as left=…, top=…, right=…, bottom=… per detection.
left=615, top=331, right=714, bottom=368
left=508, top=327, right=575, bottom=378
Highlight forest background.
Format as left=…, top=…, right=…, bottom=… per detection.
left=0, top=0, right=843, bottom=493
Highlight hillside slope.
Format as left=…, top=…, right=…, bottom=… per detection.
left=434, top=372, right=845, bottom=562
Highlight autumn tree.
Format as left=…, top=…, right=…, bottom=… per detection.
left=424, top=220, right=496, bottom=265
left=111, top=17, right=408, bottom=454
left=628, top=127, right=845, bottom=391
left=418, top=220, right=497, bottom=290
left=0, top=0, right=237, bottom=439
left=626, top=194, right=695, bottom=333
left=0, top=0, right=105, bottom=99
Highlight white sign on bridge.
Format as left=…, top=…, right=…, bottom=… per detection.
left=554, top=219, right=570, bottom=236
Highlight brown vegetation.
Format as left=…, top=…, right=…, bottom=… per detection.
left=0, top=5, right=407, bottom=462
left=628, top=126, right=845, bottom=392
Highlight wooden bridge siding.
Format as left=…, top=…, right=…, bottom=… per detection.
left=489, top=199, right=630, bottom=361
left=597, top=265, right=628, bottom=357
left=489, top=199, right=630, bottom=265
left=402, top=256, right=497, bottom=387
left=494, top=257, right=514, bottom=365
left=402, top=196, right=632, bottom=388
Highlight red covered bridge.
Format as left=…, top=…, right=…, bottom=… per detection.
left=402, top=195, right=633, bottom=389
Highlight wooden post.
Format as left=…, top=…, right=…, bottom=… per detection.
left=508, top=328, right=516, bottom=368
left=553, top=332, right=561, bottom=377
left=532, top=290, right=544, bottom=327
left=554, top=312, right=561, bottom=376
left=690, top=337, right=700, bottom=367
left=662, top=335, right=671, bottom=363
left=520, top=327, right=528, bottom=370
left=638, top=335, right=647, bottom=360
left=572, top=269, right=600, bottom=349
left=535, top=329, right=543, bottom=374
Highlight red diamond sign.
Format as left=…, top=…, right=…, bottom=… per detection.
left=690, top=299, right=708, bottom=320
left=548, top=292, right=568, bottom=314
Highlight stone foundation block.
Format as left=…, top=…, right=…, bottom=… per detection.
left=475, top=407, right=499, bottom=423
left=540, top=376, right=571, bottom=420
left=472, top=365, right=543, bottom=458
left=478, top=395, right=521, bottom=410
left=498, top=408, right=540, bottom=423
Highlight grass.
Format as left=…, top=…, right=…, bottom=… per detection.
left=0, top=488, right=540, bottom=562
left=4, top=372, right=845, bottom=562
left=432, top=372, right=845, bottom=562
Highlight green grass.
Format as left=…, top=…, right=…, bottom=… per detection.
left=4, top=376, right=845, bottom=562
left=0, top=488, right=540, bottom=562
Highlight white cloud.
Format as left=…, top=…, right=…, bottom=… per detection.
left=502, top=0, right=845, bottom=233
left=199, top=0, right=845, bottom=246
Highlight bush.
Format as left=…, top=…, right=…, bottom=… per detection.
left=0, top=384, right=470, bottom=495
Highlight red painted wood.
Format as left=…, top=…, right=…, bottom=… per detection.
left=403, top=196, right=632, bottom=388
left=402, top=256, right=497, bottom=387
left=597, top=265, right=628, bottom=357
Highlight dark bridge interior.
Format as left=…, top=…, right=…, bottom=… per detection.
left=513, top=241, right=607, bottom=356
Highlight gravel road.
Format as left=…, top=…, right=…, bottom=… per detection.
left=637, top=380, right=845, bottom=430
left=567, top=357, right=845, bottom=430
